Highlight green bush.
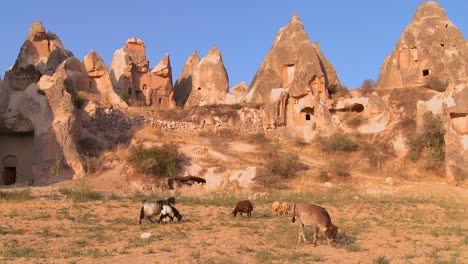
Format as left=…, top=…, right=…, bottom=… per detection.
left=407, top=112, right=445, bottom=171
left=254, top=152, right=307, bottom=187
left=119, top=89, right=129, bottom=102
left=347, top=117, right=362, bottom=127
left=328, top=159, right=351, bottom=177
left=317, top=133, right=359, bottom=152
left=362, top=143, right=384, bottom=168
left=329, top=84, right=351, bottom=99
left=128, top=143, right=184, bottom=179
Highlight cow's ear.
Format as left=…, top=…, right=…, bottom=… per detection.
left=321, top=226, right=328, bottom=232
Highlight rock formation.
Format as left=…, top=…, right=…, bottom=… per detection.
left=146, top=54, right=175, bottom=109
left=184, top=46, right=229, bottom=108
left=225, top=81, right=249, bottom=104
left=376, top=1, right=468, bottom=90
left=378, top=1, right=468, bottom=182
left=110, top=38, right=174, bottom=109
left=173, top=51, right=200, bottom=106
left=416, top=83, right=468, bottom=182
left=0, top=22, right=85, bottom=186
left=75, top=50, right=127, bottom=108
left=243, top=14, right=340, bottom=140
left=4, top=21, right=73, bottom=91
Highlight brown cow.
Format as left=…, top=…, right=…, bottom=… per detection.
left=291, top=202, right=338, bottom=246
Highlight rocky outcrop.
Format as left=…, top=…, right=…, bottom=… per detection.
left=416, top=83, right=468, bottom=182
left=4, top=21, right=73, bottom=91
left=225, top=82, right=248, bottom=104
left=147, top=54, right=175, bottom=109
left=376, top=1, right=468, bottom=90
left=184, top=46, right=229, bottom=108
left=110, top=38, right=150, bottom=105
left=37, top=60, right=86, bottom=178
left=109, top=38, right=174, bottom=109
left=173, top=51, right=200, bottom=106
left=76, top=50, right=127, bottom=108
left=243, top=14, right=340, bottom=141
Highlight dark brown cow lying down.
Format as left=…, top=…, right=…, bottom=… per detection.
left=292, top=202, right=338, bottom=246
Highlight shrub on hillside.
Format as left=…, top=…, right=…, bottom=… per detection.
left=329, top=84, right=351, bottom=99
left=254, top=152, right=307, bottom=188
left=407, top=112, right=445, bottom=171
left=328, top=159, right=351, bottom=177
left=128, top=143, right=184, bottom=178
left=362, top=143, right=384, bottom=169
left=360, top=79, right=376, bottom=94
left=317, top=133, right=359, bottom=152
left=346, top=117, right=362, bottom=127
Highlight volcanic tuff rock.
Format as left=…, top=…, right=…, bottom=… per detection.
left=110, top=38, right=150, bottom=104
left=243, top=14, right=340, bottom=141
left=0, top=22, right=85, bottom=185
left=147, top=53, right=175, bottom=109
left=109, top=38, right=174, bottom=109
left=4, top=21, right=73, bottom=91
left=173, top=51, right=200, bottom=106
left=76, top=50, right=127, bottom=108
left=376, top=1, right=468, bottom=90
left=184, top=46, right=229, bottom=108
left=245, top=13, right=339, bottom=103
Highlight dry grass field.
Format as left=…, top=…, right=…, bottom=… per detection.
left=1, top=179, right=466, bottom=264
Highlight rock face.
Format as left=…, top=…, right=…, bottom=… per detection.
left=173, top=51, right=200, bottom=106
left=0, top=22, right=85, bottom=186
left=416, top=83, right=468, bottom=182
left=110, top=38, right=174, bottom=109
left=147, top=54, right=175, bottom=109
left=243, top=14, right=340, bottom=140
left=75, top=50, right=127, bottom=108
left=376, top=1, right=468, bottom=90
left=184, top=46, right=229, bottom=108
left=4, top=21, right=73, bottom=91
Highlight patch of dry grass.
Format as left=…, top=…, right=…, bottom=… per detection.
left=0, top=185, right=466, bottom=263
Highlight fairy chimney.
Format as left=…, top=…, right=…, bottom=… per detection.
left=109, top=38, right=150, bottom=104
left=147, top=53, right=175, bottom=109
left=376, top=1, right=468, bottom=90
left=173, top=51, right=200, bottom=106
left=77, top=50, right=127, bottom=108
left=5, top=21, right=72, bottom=91
left=243, top=14, right=340, bottom=140
left=184, top=46, right=229, bottom=108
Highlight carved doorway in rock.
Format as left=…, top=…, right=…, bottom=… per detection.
left=2, top=156, right=17, bottom=185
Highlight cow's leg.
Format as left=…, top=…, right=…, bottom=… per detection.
left=299, top=222, right=308, bottom=243
left=312, top=225, right=319, bottom=246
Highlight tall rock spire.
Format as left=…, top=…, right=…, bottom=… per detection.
left=376, top=1, right=468, bottom=90
left=184, top=46, right=229, bottom=108
left=173, top=51, right=200, bottom=106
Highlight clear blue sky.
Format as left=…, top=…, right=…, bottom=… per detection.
left=0, top=0, right=466, bottom=90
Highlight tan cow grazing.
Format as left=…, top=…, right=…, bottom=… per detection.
left=281, top=202, right=291, bottom=215
left=291, top=202, right=338, bottom=246
left=271, top=201, right=280, bottom=215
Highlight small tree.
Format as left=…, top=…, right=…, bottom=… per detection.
left=360, top=79, right=376, bottom=94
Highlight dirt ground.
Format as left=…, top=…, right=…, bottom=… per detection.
left=1, top=175, right=467, bottom=264
left=1, top=135, right=467, bottom=264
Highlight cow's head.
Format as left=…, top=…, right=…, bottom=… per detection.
left=325, top=224, right=338, bottom=242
